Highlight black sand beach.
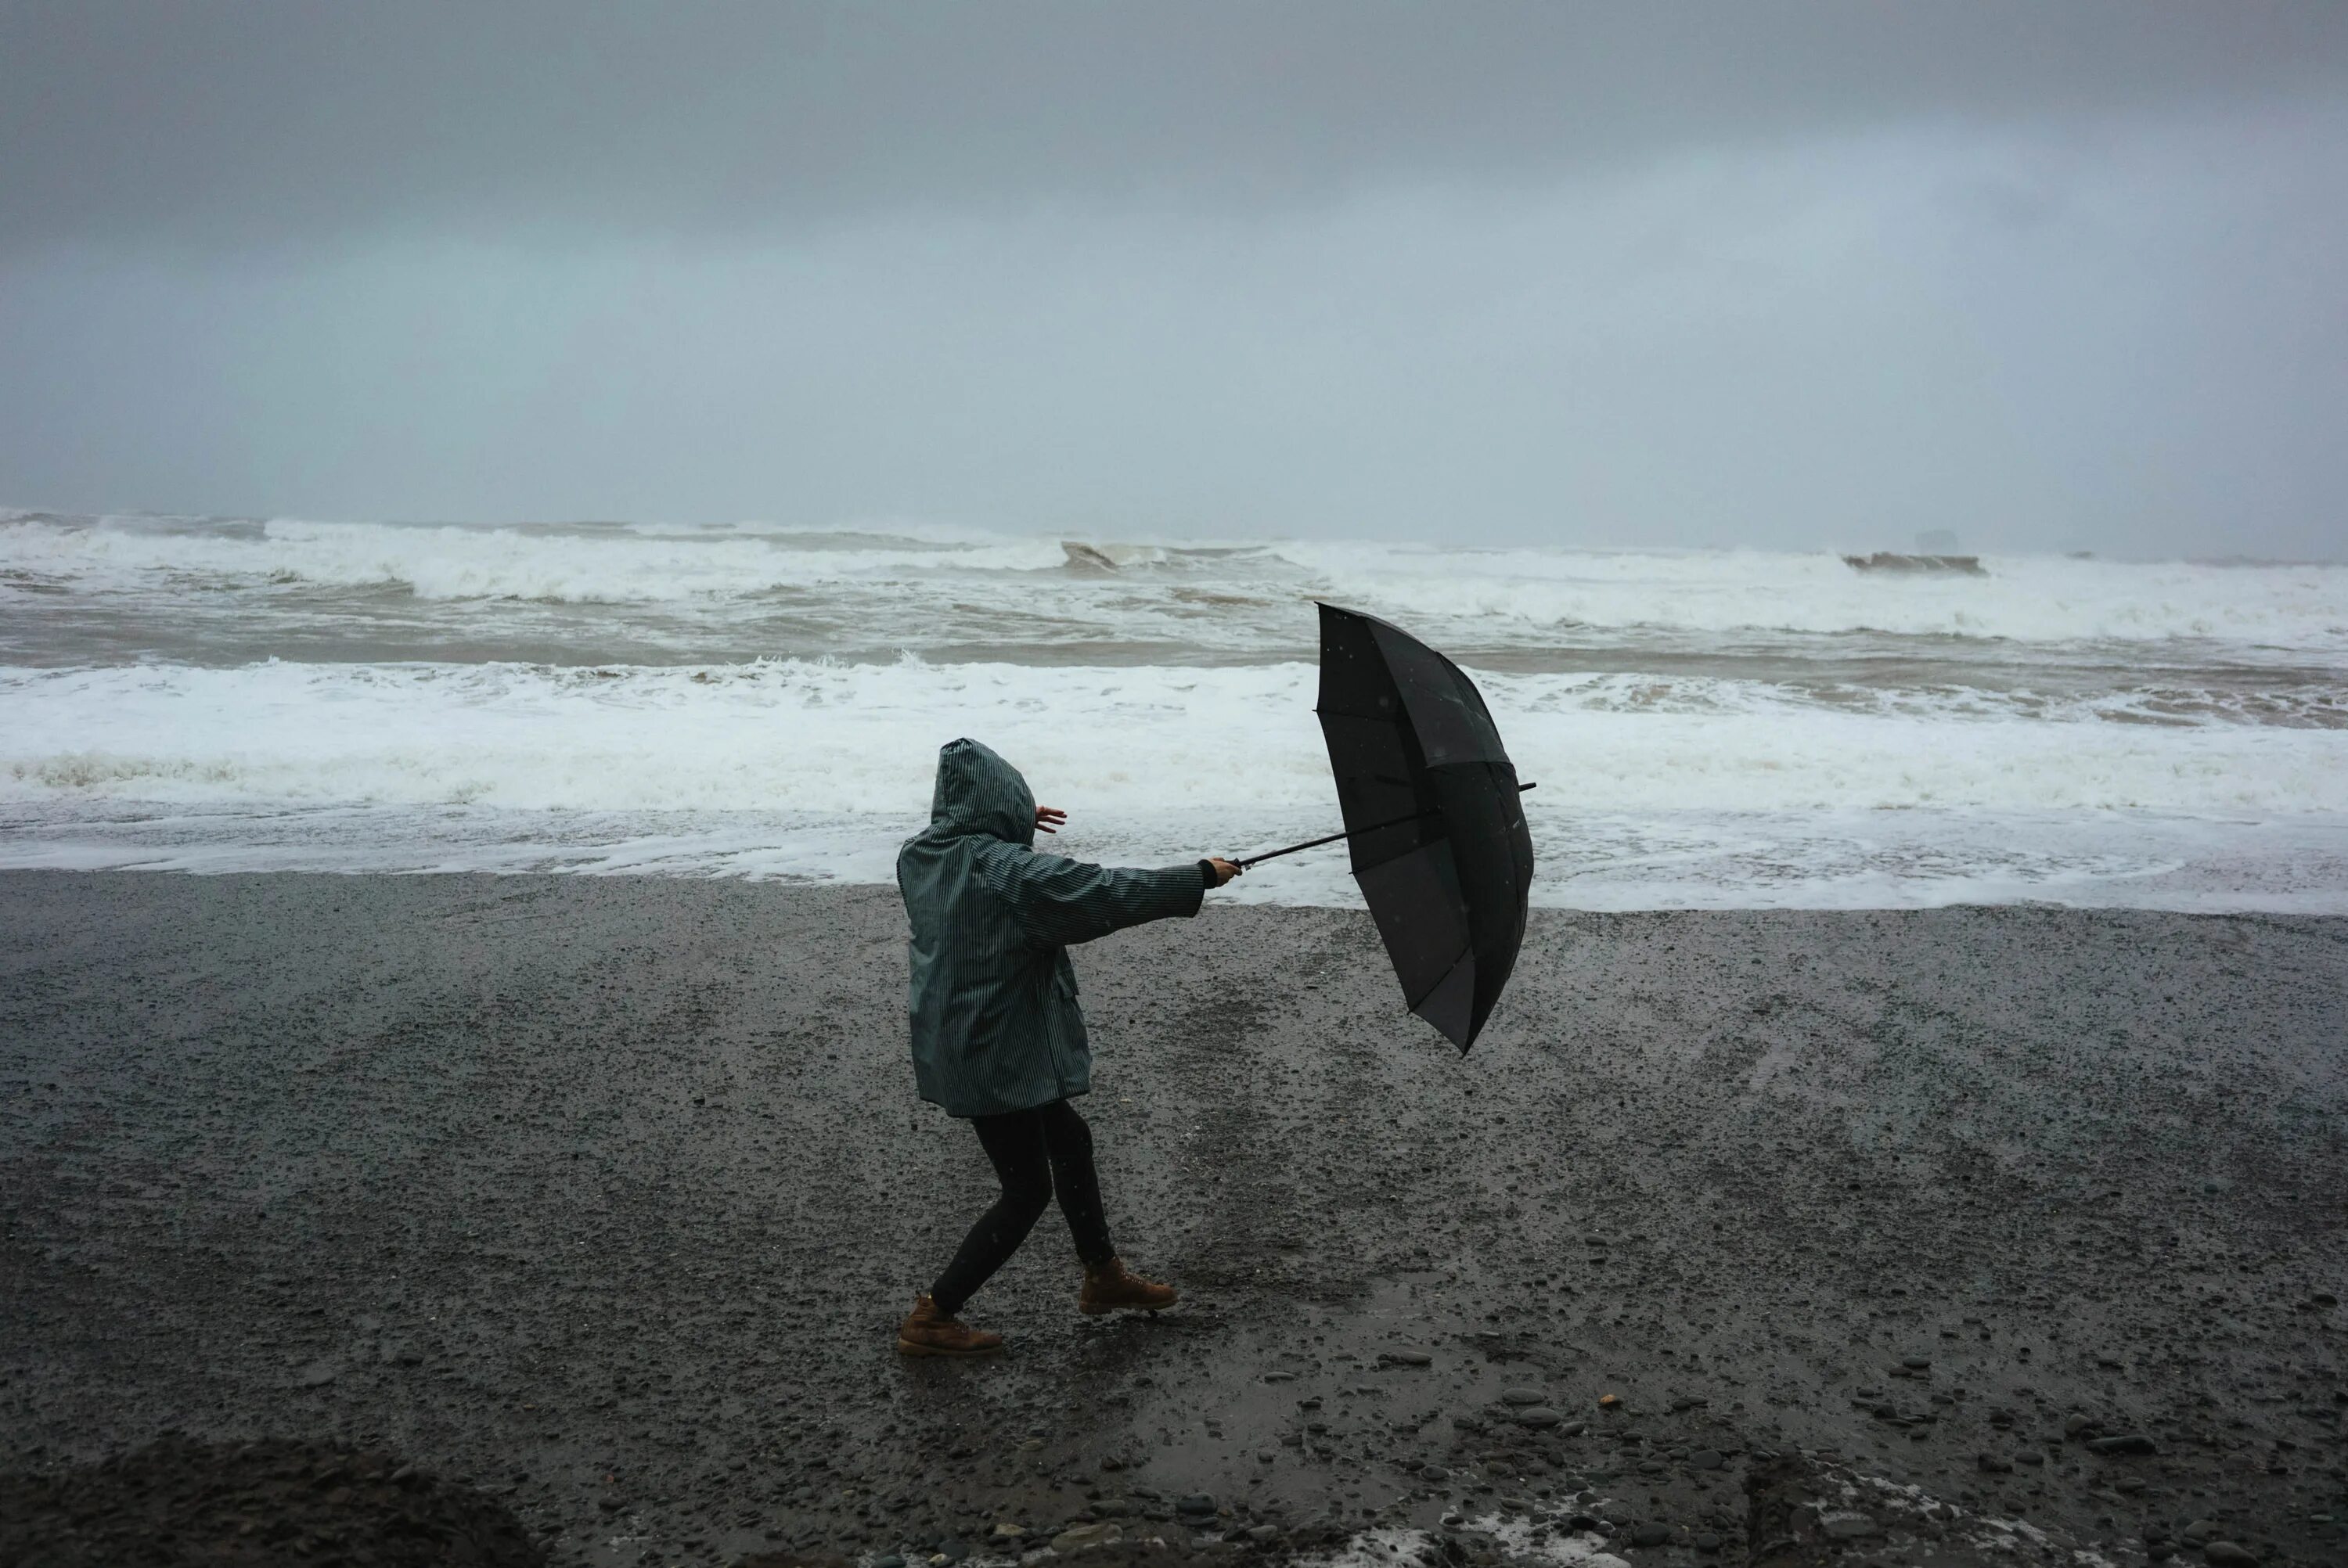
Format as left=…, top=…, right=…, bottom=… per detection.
left=2, top=872, right=2343, bottom=1566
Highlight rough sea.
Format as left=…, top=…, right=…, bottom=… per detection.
left=4, top=508, right=2344, bottom=910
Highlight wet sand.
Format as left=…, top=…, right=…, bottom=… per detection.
left=2, top=872, right=2343, bottom=1566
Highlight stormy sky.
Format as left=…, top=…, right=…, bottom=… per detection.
left=4, top=2, right=2344, bottom=557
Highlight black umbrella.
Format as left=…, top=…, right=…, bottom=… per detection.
left=1239, top=602, right=1536, bottom=1051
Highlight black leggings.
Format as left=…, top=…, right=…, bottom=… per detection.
left=929, top=1099, right=1115, bottom=1315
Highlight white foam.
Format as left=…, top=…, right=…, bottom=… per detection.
left=9, top=800, right=2344, bottom=913
left=2, top=658, right=2343, bottom=908
left=0, top=515, right=1067, bottom=602
left=6, top=512, right=2346, bottom=656
left=1288, top=1513, right=1627, bottom=1568
left=1279, top=541, right=2348, bottom=653
left=4, top=658, right=2343, bottom=817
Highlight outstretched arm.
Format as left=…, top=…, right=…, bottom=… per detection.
left=979, top=843, right=1240, bottom=948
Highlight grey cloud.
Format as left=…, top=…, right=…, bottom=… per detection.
left=2, top=4, right=2343, bottom=558
left=5, top=102, right=2340, bottom=557
left=5, top=1, right=2346, bottom=250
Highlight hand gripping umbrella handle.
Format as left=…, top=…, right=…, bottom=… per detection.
left=1234, top=782, right=1535, bottom=869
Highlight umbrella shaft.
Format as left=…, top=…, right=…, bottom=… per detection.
left=1236, top=782, right=1534, bottom=869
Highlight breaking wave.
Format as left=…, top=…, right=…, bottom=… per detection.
left=4, top=511, right=2344, bottom=656
left=4, top=659, right=2341, bottom=818
left=4, top=507, right=2343, bottom=908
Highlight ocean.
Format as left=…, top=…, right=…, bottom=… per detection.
left=3, top=507, right=2343, bottom=910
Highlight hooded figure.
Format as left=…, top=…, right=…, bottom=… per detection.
left=892, top=738, right=1240, bottom=1355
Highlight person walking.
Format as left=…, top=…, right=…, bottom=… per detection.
left=894, top=738, right=1241, bottom=1357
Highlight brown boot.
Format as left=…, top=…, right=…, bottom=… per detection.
left=895, top=1294, right=1005, bottom=1358
left=1079, top=1257, right=1179, bottom=1315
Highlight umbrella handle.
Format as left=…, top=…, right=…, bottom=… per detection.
left=1234, top=782, right=1535, bottom=869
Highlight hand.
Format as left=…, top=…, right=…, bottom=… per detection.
left=1035, top=806, right=1067, bottom=835
left=1205, top=857, right=1244, bottom=886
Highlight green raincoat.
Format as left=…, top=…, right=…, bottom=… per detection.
left=898, top=739, right=1211, bottom=1118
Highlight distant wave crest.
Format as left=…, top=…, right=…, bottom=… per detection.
left=3, top=512, right=2344, bottom=655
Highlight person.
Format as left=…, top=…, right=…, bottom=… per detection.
left=893, top=738, right=1242, bottom=1357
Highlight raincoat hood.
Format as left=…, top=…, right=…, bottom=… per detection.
left=924, top=738, right=1036, bottom=847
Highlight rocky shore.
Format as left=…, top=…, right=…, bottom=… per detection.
left=0, top=1436, right=547, bottom=1566
left=2, top=874, right=2343, bottom=1566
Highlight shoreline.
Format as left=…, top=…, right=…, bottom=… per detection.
left=3, top=872, right=2343, bottom=1566
left=5, top=813, right=2348, bottom=916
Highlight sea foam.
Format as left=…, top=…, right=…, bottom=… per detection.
left=5, top=659, right=2342, bottom=819
left=4, top=510, right=2343, bottom=908
left=5, top=512, right=2344, bottom=655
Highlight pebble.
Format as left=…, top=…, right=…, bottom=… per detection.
left=1823, top=1516, right=1879, bottom=1540
left=1050, top=1523, right=1122, bottom=1553
left=1501, top=1386, right=1544, bottom=1405
left=1177, top=1494, right=1217, bottom=1517
left=1380, top=1350, right=1433, bottom=1367
left=1690, top=1449, right=1723, bottom=1470
left=1246, top=1525, right=1281, bottom=1545
left=1902, top=1356, right=1931, bottom=1369
left=2202, top=1545, right=2259, bottom=1568
left=1631, top=1523, right=1672, bottom=1547
left=2182, top=1521, right=2219, bottom=1544
left=1517, top=1407, right=1564, bottom=1429
left=1976, top=1453, right=2014, bottom=1473
left=2088, top=1433, right=2159, bottom=1455
left=1694, top=1532, right=1722, bottom=1552
left=875, top=1557, right=906, bottom=1568
left=294, top=1359, right=340, bottom=1387
left=2063, top=1415, right=2093, bottom=1437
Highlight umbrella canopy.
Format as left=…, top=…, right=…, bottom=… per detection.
left=1311, top=602, right=1534, bottom=1050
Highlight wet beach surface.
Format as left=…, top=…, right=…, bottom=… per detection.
left=2, top=872, right=2343, bottom=1566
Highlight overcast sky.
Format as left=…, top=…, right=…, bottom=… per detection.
left=4, top=2, right=2344, bottom=556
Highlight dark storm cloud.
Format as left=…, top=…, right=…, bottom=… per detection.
left=2, top=3, right=2344, bottom=556
left=5, top=0, right=2345, bottom=250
